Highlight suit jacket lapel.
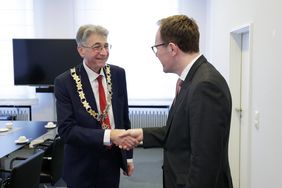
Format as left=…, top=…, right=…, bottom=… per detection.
left=185, top=55, right=206, bottom=83
left=78, top=65, right=99, bottom=112
left=174, top=55, right=206, bottom=106
left=165, top=103, right=176, bottom=133
left=109, top=66, right=120, bottom=129
left=164, top=55, right=207, bottom=138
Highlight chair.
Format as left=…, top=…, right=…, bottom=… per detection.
left=0, top=149, right=44, bottom=188
left=39, top=136, right=64, bottom=186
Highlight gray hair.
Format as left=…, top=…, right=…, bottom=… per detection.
left=76, top=24, right=109, bottom=46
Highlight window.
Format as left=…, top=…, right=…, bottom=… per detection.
left=0, top=0, right=35, bottom=98
left=74, top=0, right=179, bottom=100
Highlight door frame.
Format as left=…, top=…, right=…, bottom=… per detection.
left=229, top=23, right=253, bottom=188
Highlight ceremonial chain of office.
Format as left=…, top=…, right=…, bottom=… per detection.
left=70, top=65, right=112, bottom=128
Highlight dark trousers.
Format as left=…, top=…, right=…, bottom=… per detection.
left=66, top=147, right=121, bottom=188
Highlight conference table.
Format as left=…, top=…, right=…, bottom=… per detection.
left=0, top=121, right=56, bottom=159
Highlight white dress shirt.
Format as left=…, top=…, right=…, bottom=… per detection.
left=83, top=62, right=114, bottom=145
left=179, top=54, right=202, bottom=81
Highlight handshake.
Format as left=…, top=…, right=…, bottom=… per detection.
left=110, top=129, right=143, bottom=150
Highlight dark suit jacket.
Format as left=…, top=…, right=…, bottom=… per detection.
left=143, top=55, right=233, bottom=188
left=54, top=64, right=132, bottom=187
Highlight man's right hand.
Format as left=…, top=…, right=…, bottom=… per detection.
left=110, top=129, right=140, bottom=150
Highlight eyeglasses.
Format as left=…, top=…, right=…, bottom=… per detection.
left=151, top=43, right=166, bottom=54
left=81, top=43, right=112, bottom=52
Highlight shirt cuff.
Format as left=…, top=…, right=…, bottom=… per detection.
left=127, top=159, right=133, bottom=163
left=103, top=129, right=111, bottom=146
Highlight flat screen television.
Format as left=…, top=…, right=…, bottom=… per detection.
left=13, top=39, right=83, bottom=86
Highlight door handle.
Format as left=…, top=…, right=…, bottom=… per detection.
left=235, top=108, right=242, bottom=112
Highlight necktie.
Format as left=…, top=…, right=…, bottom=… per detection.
left=97, top=75, right=111, bottom=129
left=173, top=78, right=183, bottom=104
left=175, top=78, right=184, bottom=97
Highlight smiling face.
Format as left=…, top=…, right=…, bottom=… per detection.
left=154, top=29, right=176, bottom=74
left=77, top=33, right=109, bottom=73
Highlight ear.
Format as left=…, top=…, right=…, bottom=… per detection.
left=77, top=46, right=85, bottom=58
left=168, top=42, right=178, bottom=56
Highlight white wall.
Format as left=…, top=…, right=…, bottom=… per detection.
left=0, top=1, right=40, bottom=119
left=31, top=0, right=209, bottom=101
left=73, top=0, right=179, bottom=100
left=31, top=0, right=76, bottom=121
left=33, top=0, right=76, bottom=38
left=0, top=0, right=210, bottom=120
left=177, top=0, right=208, bottom=57
left=208, top=0, right=282, bottom=187
left=0, top=0, right=34, bottom=86
left=2, top=1, right=281, bottom=187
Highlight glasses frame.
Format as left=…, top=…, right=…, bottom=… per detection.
left=81, top=43, right=112, bottom=52
left=151, top=43, right=167, bottom=54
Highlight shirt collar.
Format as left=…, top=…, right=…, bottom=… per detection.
left=179, top=54, right=201, bottom=81
left=83, top=61, right=105, bottom=82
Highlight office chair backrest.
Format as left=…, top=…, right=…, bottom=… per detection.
left=50, top=137, right=64, bottom=183
left=6, top=149, right=44, bottom=188
left=40, top=136, right=64, bottom=185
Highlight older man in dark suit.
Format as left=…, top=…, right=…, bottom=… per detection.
left=54, top=24, right=137, bottom=188
left=126, top=15, right=233, bottom=188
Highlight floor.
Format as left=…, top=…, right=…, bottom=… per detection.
left=120, top=148, right=163, bottom=188
left=41, top=148, right=163, bottom=188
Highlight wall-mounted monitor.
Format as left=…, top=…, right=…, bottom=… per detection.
left=13, top=39, right=82, bottom=86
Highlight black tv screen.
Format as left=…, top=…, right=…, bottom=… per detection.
left=13, top=39, right=83, bottom=86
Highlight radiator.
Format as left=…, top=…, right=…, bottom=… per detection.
left=129, top=105, right=170, bottom=128
left=0, top=105, right=170, bottom=124
left=0, top=106, right=30, bottom=121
